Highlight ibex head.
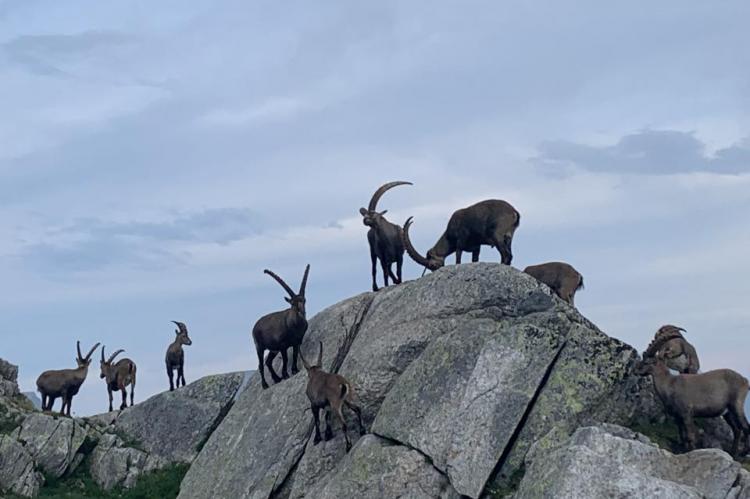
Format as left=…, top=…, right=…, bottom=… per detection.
left=300, top=341, right=324, bottom=372
left=100, top=346, right=125, bottom=379
left=359, top=181, right=412, bottom=228
left=264, top=265, right=310, bottom=316
left=402, top=217, right=444, bottom=271
left=76, top=340, right=101, bottom=369
left=634, top=326, right=685, bottom=376
left=172, top=321, right=193, bottom=346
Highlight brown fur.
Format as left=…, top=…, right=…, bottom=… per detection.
left=100, top=346, right=137, bottom=412
left=166, top=321, right=192, bottom=391
left=36, top=341, right=100, bottom=416
left=523, top=262, right=584, bottom=305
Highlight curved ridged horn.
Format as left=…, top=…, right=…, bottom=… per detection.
left=172, top=321, right=188, bottom=335
left=299, top=349, right=311, bottom=370
left=264, top=269, right=296, bottom=298
left=298, top=264, right=310, bottom=297
left=84, top=342, right=101, bottom=361
left=107, top=349, right=125, bottom=364
left=367, top=181, right=412, bottom=212
left=656, top=325, right=686, bottom=339
left=402, top=217, right=432, bottom=270
left=644, top=328, right=685, bottom=359
left=101, top=345, right=106, bottom=363
left=316, top=341, right=323, bottom=367
left=77, top=341, right=83, bottom=361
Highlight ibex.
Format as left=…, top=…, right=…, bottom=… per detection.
left=649, top=325, right=700, bottom=374
left=36, top=341, right=100, bottom=416
left=635, top=329, right=750, bottom=457
left=301, top=341, right=366, bottom=451
left=166, top=321, right=192, bottom=391
left=402, top=199, right=520, bottom=271
left=359, top=181, right=412, bottom=291
left=100, top=346, right=137, bottom=412
left=252, top=265, right=310, bottom=389
left=523, top=262, right=584, bottom=305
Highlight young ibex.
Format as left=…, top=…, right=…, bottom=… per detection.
left=523, top=262, right=584, bottom=305
left=635, top=330, right=749, bottom=457
left=402, top=199, right=520, bottom=271
left=252, top=265, right=310, bottom=389
left=100, top=346, right=137, bottom=412
left=36, top=341, right=100, bottom=416
left=648, top=325, right=700, bottom=374
left=359, top=181, right=412, bottom=292
left=166, top=321, right=192, bottom=391
left=301, top=341, right=365, bottom=451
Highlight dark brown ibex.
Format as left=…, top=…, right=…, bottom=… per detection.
left=523, top=262, right=584, bottom=305
left=301, top=341, right=366, bottom=451
left=100, top=346, right=137, bottom=412
left=252, top=265, right=310, bottom=389
left=359, top=181, right=412, bottom=291
left=36, top=341, right=100, bottom=416
left=402, top=199, right=520, bottom=271
left=166, top=321, right=192, bottom=391
left=635, top=330, right=749, bottom=457
left=648, top=325, right=700, bottom=374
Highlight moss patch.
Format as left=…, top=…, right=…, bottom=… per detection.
left=35, top=460, right=188, bottom=499
left=485, top=464, right=525, bottom=498
left=629, top=420, right=682, bottom=453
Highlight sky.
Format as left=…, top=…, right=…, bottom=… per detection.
left=1, top=0, right=749, bottom=416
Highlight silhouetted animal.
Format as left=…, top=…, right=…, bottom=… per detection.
left=99, top=346, right=137, bottom=412
left=359, top=181, right=412, bottom=291
left=402, top=199, right=520, bottom=271
left=524, top=262, right=584, bottom=305
left=37, top=341, right=100, bottom=416
left=253, top=265, right=310, bottom=389
left=166, top=321, right=192, bottom=391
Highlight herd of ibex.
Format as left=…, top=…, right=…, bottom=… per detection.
left=33, top=181, right=748, bottom=457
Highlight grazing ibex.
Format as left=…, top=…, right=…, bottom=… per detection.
left=100, top=346, right=137, bottom=412
left=402, top=199, right=520, bottom=271
left=359, top=181, right=412, bottom=291
left=635, top=330, right=749, bottom=457
left=523, top=262, right=584, bottom=305
left=166, top=321, right=192, bottom=391
left=301, top=341, right=366, bottom=451
left=36, top=341, right=100, bottom=416
left=649, top=325, right=700, bottom=374
left=253, top=265, right=310, bottom=389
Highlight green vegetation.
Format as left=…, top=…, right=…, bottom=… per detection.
left=0, top=403, right=20, bottom=435
left=34, top=462, right=189, bottom=499
left=630, top=419, right=682, bottom=453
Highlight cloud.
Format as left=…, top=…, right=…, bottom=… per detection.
left=536, top=130, right=750, bottom=175
left=17, top=207, right=261, bottom=274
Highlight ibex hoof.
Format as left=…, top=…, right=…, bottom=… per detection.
left=291, top=367, right=299, bottom=375
left=261, top=383, right=269, bottom=390
left=313, top=435, right=321, bottom=445
left=281, top=372, right=289, bottom=380
left=345, top=443, right=352, bottom=452
left=324, top=432, right=333, bottom=442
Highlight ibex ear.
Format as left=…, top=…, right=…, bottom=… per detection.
left=379, top=210, right=388, bottom=216
left=359, top=207, right=368, bottom=216
left=285, top=297, right=292, bottom=304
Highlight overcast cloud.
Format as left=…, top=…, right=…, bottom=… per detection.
left=1, top=0, right=748, bottom=415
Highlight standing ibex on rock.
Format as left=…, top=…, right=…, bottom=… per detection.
left=359, top=181, right=412, bottom=291
left=100, top=346, right=137, bottom=412
left=301, top=341, right=366, bottom=451
left=635, top=330, right=749, bottom=457
left=166, top=321, right=192, bottom=391
left=648, top=325, right=700, bottom=374
left=36, top=341, right=100, bottom=416
left=523, top=262, right=584, bottom=305
left=402, top=199, right=520, bottom=271
left=253, top=265, right=310, bottom=389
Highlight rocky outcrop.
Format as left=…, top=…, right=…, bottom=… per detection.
left=515, top=424, right=750, bottom=499
left=16, top=413, right=88, bottom=478
left=0, top=359, right=19, bottom=398
left=0, top=435, right=43, bottom=497
left=179, top=263, right=649, bottom=499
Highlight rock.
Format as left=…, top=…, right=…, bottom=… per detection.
left=88, top=432, right=159, bottom=490
left=108, top=372, right=246, bottom=464
left=306, top=435, right=459, bottom=499
left=178, top=293, right=374, bottom=499
left=515, top=424, right=745, bottom=499
left=0, top=359, right=19, bottom=398
left=0, top=435, right=43, bottom=498
left=16, top=413, right=87, bottom=478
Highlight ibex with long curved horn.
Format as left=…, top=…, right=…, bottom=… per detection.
left=36, top=341, right=100, bottom=416
left=646, top=325, right=699, bottom=374
left=402, top=199, right=520, bottom=271
left=100, top=346, right=137, bottom=412
left=166, top=321, right=192, bottom=391
left=252, top=265, right=310, bottom=389
left=635, top=328, right=749, bottom=456
left=301, top=341, right=366, bottom=452
left=359, top=181, right=412, bottom=291
left=523, top=262, right=584, bottom=305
